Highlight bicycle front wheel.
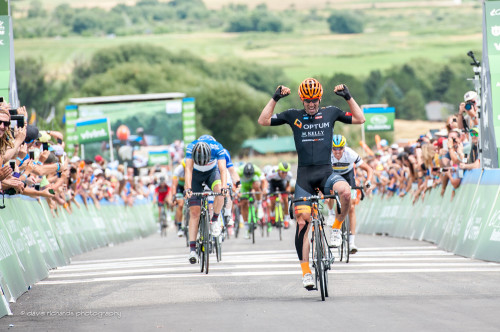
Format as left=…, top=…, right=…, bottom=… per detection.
left=313, top=219, right=327, bottom=301
left=276, top=202, right=283, bottom=241
left=202, top=213, right=210, bottom=274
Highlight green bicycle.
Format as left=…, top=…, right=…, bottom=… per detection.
left=269, top=190, right=289, bottom=241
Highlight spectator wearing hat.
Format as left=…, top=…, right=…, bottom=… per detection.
left=458, top=91, right=479, bottom=130
left=460, top=127, right=480, bottom=170
left=94, top=154, right=107, bottom=169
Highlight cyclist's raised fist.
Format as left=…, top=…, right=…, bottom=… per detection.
left=334, top=84, right=352, bottom=101
left=273, top=85, right=291, bottom=102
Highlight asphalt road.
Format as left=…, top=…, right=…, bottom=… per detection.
left=3, top=222, right=500, bottom=332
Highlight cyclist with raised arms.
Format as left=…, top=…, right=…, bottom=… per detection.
left=237, top=163, right=266, bottom=239
left=172, top=159, right=187, bottom=237
left=258, top=78, right=365, bottom=290
left=184, top=136, right=228, bottom=264
left=266, top=161, right=293, bottom=229
left=327, top=135, right=373, bottom=253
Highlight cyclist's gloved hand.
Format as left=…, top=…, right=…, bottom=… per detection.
left=221, top=188, right=229, bottom=196
left=334, top=84, right=352, bottom=101
left=365, top=180, right=371, bottom=189
left=184, top=188, right=192, bottom=199
left=273, top=85, right=290, bottom=102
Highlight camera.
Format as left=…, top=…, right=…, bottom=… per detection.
left=42, top=142, right=48, bottom=151
left=34, top=184, right=40, bottom=191
left=9, top=160, right=15, bottom=171
left=465, top=101, right=474, bottom=111
left=29, top=150, right=35, bottom=160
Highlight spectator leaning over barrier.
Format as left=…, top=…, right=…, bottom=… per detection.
left=460, top=127, right=480, bottom=171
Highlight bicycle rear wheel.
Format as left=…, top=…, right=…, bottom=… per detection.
left=183, top=206, right=190, bottom=247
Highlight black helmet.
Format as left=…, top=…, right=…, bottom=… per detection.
left=243, top=163, right=255, bottom=179
left=192, top=141, right=211, bottom=166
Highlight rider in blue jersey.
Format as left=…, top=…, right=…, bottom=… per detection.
left=184, top=135, right=228, bottom=264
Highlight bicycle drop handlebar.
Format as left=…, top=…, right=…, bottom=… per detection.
left=350, top=186, right=365, bottom=201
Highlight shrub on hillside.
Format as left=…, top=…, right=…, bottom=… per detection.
left=327, top=12, right=364, bottom=34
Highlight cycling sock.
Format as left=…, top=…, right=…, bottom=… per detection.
left=332, top=218, right=343, bottom=229
left=295, top=221, right=309, bottom=261
left=189, top=241, right=196, bottom=252
left=350, top=234, right=355, bottom=243
left=211, top=213, right=219, bottom=222
left=300, top=262, right=312, bottom=276
left=244, top=221, right=249, bottom=230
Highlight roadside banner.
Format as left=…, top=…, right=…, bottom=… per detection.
left=356, top=169, right=500, bottom=263
left=64, top=105, right=79, bottom=155
left=481, top=0, right=500, bottom=167
left=75, top=117, right=110, bottom=144
left=182, top=97, right=196, bottom=143
left=363, top=107, right=395, bottom=132
left=148, top=150, right=170, bottom=166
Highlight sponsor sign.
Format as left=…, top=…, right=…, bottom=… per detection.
left=148, top=150, right=170, bottom=166
left=75, top=118, right=110, bottom=144
left=182, top=97, right=196, bottom=143
left=363, top=107, right=395, bottom=132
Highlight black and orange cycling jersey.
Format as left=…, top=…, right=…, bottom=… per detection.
left=270, top=106, right=352, bottom=167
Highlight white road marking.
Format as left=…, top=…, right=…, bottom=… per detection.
left=37, top=246, right=500, bottom=285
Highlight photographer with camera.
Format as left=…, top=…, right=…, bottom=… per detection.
left=458, top=91, right=479, bottom=131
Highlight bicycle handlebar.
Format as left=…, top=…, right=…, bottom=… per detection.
left=292, top=192, right=338, bottom=203
left=190, top=191, right=226, bottom=197
left=351, top=186, right=365, bottom=201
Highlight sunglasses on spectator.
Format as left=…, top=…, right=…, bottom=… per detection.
left=0, top=120, right=10, bottom=127
left=470, top=132, right=479, bottom=137
left=332, top=147, right=344, bottom=151
left=303, top=98, right=319, bottom=104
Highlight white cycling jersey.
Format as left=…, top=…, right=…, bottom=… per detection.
left=331, top=146, right=363, bottom=175
left=266, top=167, right=293, bottom=182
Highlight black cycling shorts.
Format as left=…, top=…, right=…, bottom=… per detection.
left=188, top=168, right=221, bottom=206
left=294, top=165, right=333, bottom=206
left=268, top=179, right=287, bottom=193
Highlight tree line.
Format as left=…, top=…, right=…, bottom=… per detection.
left=13, top=0, right=363, bottom=38
left=16, top=43, right=474, bottom=153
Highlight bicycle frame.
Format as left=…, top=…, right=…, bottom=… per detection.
left=293, top=192, right=340, bottom=301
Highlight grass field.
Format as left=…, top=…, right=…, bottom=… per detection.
left=12, top=0, right=478, bottom=11
left=11, top=0, right=482, bottom=82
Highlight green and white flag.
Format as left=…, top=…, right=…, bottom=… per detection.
left=75, top=118, right=110, bottom=144
left=182, top=97, right=196, bottom=143
left=363, top=107, right=395, bottom=132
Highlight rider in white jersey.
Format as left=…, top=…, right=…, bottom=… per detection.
left=327, top=135, right=373, bottom=252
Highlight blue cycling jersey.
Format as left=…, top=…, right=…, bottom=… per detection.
left=224, top=148, right=234, bottom=169
left=186, top=137, right=226, bottom=172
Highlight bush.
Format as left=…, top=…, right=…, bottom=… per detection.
left=327, top=12, right=364, bottom=34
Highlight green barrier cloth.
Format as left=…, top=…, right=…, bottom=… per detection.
left=357, top=169, right=500, bottom=263
left=0, top=195, right=156, bottom=319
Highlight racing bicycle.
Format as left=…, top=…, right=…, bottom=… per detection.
left=293, top=191, right=341, bottom=301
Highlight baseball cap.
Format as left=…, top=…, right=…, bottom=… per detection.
left=94, top=155, right=103, bottom=163
left=24, top=125, right=41, bottom=143
left=70, top=156, right=80, bottom=163
left=38, top=131, right=51, bottom=143
left=464, top=91, right=478, bottom=102
left=390, top=143, right=398, bottom=149
left=470, top=127, right=479, bottom=135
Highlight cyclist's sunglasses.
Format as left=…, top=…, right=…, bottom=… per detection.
left=332, top=147, right=344, bottom=151
left=303, top=98, right=319, bottom=103
left=0, top=120, right=10, bottom=127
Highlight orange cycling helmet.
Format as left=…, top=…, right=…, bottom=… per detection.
left=298, top=78, right=323, bottom=101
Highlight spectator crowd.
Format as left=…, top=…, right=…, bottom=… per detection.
left=362, top=90, right=481, bottom=203
left=0, top=100, right=179, bottom=216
